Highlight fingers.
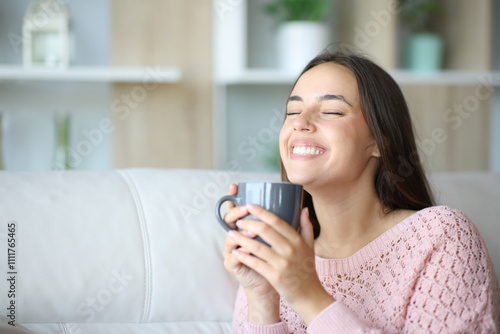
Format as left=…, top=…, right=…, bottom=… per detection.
left=223, top=230, right=257, bottom=277
left=223, top=229, right=245, bottom=269
left=225, top=183, right=238, bottom=210
left=235, top=218, right=289, bottom=254
left=225, top=202, right=308, bottom=264
left=224, top=204, right=323, bottom=315
left=235, top=205, right=312, bottom=260
left=231, top=246, right=273, bottom=278
left=222, top=216, right=254, bottom=262
left=223, top=205, right=249, bottom=230
left=227, top=229, right=274, bottom=273
left=222, top=184, right=248, bottom=230
left=245, top=204, right=299, bottom=241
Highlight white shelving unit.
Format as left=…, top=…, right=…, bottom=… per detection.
left=0, top=66, right=182, bottom=83
left=0, top=1, right=187, bottom=171
left=0, top=1, right=186, bottom=171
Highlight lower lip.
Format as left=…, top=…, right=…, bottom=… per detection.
left=290, top=150, right=326, bottom=160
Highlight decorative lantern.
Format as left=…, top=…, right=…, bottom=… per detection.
left=23, top=0, right=69, bottom=68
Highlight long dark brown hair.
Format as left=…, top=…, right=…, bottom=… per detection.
left=280, top=51, right=435, bottom=237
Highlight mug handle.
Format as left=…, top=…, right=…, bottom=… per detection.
left=215, top=195, right=239, bottom=232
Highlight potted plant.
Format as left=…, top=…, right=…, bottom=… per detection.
left=398, top=0, right=445, bottom=71
left=264, top=0, right=331, bottom=73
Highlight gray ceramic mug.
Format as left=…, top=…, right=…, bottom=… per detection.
left=215, top=182, right=303, bottom=244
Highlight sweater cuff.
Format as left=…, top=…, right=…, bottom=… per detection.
left=244, top=320, right=289, bottom=334
left=307, top=301, right=367, bottom=334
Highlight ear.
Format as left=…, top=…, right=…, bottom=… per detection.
left=371, top=143, right=381, bottom=158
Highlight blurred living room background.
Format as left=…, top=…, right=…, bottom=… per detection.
left=0, top=0, right=498, bottom=174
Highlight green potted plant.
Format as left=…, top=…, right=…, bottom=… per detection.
left=265, top=0, right=330, bottom=24
left=263, top=0, right=331, bottom=73
left=398, top=0, right=445, bottom=71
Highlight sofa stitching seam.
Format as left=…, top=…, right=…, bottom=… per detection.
left=117, top=169, right=153, bottom=323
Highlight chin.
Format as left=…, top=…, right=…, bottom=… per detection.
left=284, top=169, right=314, bottom=186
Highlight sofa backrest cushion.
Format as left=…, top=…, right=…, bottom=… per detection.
left=0, top=168, right=279, bottom=324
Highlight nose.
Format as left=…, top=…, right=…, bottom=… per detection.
left=292, top=112, right=315, bottom=132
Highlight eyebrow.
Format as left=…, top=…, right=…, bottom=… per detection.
left=288, top=94, right=352, bottom=106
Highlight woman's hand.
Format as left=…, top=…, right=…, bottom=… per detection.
left=228, top=204, right=335, bottom=325
left=222, top=184, right=280, bottom=324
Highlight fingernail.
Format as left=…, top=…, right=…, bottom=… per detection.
left=239, top=206, right=247, bottom=212
left=227, top=230, right=237, bottom=238
left=236, top=220, right=242, bottom=227
left=232, top=249, right=240, bottom=256
left=246, top=203, right=256, bottom=211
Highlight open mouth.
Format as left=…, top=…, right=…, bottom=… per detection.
left=291, top=146, right=325, bottom=156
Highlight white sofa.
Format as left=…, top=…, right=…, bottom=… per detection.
left=0, top=168, right=498, bottom=334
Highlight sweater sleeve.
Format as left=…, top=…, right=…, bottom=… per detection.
left=402, top=208, right=500, bottom=333
left=232, top=284, right=381, bottom=334
left=232, top=285, right=291, bottom=334
left=307, top=301, right=381, bottom=334
left=232, top=289, right=376, bottom=334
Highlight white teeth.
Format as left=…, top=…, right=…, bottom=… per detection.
left=292, top=146, right=324, bottom=156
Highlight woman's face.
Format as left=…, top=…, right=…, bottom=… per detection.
left=279, top=62, right=380, bottom=190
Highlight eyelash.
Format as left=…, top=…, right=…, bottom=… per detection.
left=286, top=111, right=344, bottom=116
left=322, top=111, right=343, bottom=116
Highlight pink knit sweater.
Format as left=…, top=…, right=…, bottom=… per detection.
left=232, top=206, right=500, bottom=333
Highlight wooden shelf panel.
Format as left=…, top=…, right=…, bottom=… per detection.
left=0, top=65, right=182, bottom=83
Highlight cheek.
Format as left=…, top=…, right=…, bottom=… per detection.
left=278, top=127, right=288, bottom=158
left=351, top=119, right=374, bottom=149
left=340, top=118, right=371, bottom=143
left=326, top=120, right=373, bottom=159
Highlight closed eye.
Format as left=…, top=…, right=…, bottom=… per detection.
left=286, top=112, right=301, bottom=116
left=321, top=111, right=343, bottom=116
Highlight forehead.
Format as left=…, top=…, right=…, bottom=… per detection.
left=291, top=62, right=359, bottom=100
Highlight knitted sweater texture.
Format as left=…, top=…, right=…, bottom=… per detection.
left=232, top=206, right=500, bottom=333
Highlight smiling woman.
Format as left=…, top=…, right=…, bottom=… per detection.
left=222, top=52, right=500, bottom=333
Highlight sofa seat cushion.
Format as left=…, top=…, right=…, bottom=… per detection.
left=22, top=321, right=232, bottom=334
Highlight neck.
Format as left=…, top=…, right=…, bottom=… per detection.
left=308, top=178, right=389, bottom=259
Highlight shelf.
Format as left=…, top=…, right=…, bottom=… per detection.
left=390, top=70, right=500, bottom=86
left=216, top=69, right=297, bottom=85
left=217, top=69, right=500, bottom=87
left=0, top=65, right=182, bottom=83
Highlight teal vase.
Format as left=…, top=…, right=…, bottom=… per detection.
left=406, top=33, right=443, bottom=72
